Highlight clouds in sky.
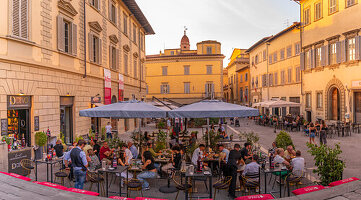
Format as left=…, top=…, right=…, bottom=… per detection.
left=137, top=0, right=299, bottom=64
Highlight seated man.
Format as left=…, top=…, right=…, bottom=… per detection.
left=242, top=155, right=260, bottom=177
left=290, top=150, right=305, bottom=177
left=191, top=144, right=206, bottom=166
left=99, top=142, right=114, bottom=165
left=284, top=145, right=296, bottom=162
left=273, top=148, right=291, bottom=177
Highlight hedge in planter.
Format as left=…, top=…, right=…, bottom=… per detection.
left=275, top=131, right=295, bottom=150
left=307, top=143, right=345, bottom=186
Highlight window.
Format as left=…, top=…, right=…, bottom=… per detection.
left=206, top=47, right=212, bottom=54
left=123, top=13, right=128, bottom=35
left=205, top=82, right=214, bottom=97
left=315, top=47, right=322, bottom=67
left=255, top=55, right=259, bottom=64
left=306, top=93, right=312, bottom=108
left=348, top=37, right=356, bottom=61
left=304, top=7, right=311, bottom=25
left=206, top=65, right=212, bottom=74
left=305, top=50, right=311, bottom=69
left=161, top=83, right=169, bottom=94
left=315, top=2, right=322, bottom=21
left=89, top=33, right=101, bottom=64
left=252, top=57, right=255, bottom=66
left=124, top=52, right=128, bottom=74
left=162, top=66, right=168, bottom=76
left=240, top=75, right=243, bottom=83
left=346, top=0, right=356, bottom=7
left=109, top=45, right=117, bottom=70
left=58, top=17, right=77, bottom=55
left=184, top=65, right=190, bottom=75
left=296, top=67, right=301, bottom=82
left=140, top=33, right=144, bottom=51
left=262, top=74, right=267, bottom=87
left=316, top=92, right=323, bottom=108
left=269, top=55, right=273, bottom=64
left=110, top=2, right=116, bottom=23
left=133, top=24, right=137, bottom=43
left=134, top=59, right=137, bottom=78
left=170, top=51, right=174, bottom=55
left=287, top=46, right=292, bottom=58
left=288, top=68, right=292, bottom=83
left=255, top=77, right=259, bottom=88
left=90, top=0, right=100, bottom=9
left=295, top=43, right=301, bottom=55
left=251, top=77, right=255, bottom=88
left=273, top=52, right=278, bottom=62
left=245, top=73, right=248, bottom=81
left=330, top=43, right=337, bottom=64
left=329, top=0, right=338, bottom=14
left=240, top=88, right=243, bottom=102
left=280, top=49, right=285, bottom=60
left=281, top=70, right=285, bottom=85
left=269, top=73, right=273, bottom=86
left=184, top=82, right=190, bottom=94
left=263, top=50, right=267, bottom=61
left=274, top=72, right=278, bottom=85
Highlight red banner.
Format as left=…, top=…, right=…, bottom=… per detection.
left=104, top=69, right=111, bottom=105
left=119, top=74, right=124, bottom=101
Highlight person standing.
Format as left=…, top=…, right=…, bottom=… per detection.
left=64, top=139, right=88, bottom=189
left=54, top=139, right=64, bottom=158
left=92, top=140, right=100, bottom=158
left=309, top=123, right=316, bottom=145
left=225, top=144, right=242, bottom=199
left=320, top=120, right=328, bottom=145
left=105, top=122, right=112, bottom=139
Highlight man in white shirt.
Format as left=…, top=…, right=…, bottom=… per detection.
left=273, top=148, right=290, bottom=167
left=192, top=144, right=205, bottom=165
left=291, top=150, right=305, bottom=176
left=105, top=122, right=112, bottom=139
left=242, top=155, right=260, bottom=176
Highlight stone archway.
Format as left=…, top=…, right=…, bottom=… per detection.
left=325, top=78, right=345, bottom=120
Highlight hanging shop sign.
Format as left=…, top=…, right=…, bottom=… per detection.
left=91, top=96, right=102, bottom=104
left=104, top=69, right=112, bottom=105
left=119, top=74, right=124, bottom=101
left=7, top=96, right=31, bottom=109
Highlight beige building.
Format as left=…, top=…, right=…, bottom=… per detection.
left=248, top=23, right=301, bottom=115
left=146, top=32, right=225, bottom=104
left=300, top=0, right=361, bottom=122
left=0, top=0, right=153, bottom=145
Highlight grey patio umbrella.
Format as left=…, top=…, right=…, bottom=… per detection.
left=168, top=100, right=259, bottom=146
left=79, top=100, right=167, bottom=118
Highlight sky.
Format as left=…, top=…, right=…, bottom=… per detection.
left=137, top=0, right=300, bottom=66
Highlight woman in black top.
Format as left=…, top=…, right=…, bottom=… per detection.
left=138, top=151, right=157, bottom=190
left=320, top=120, right=328, bottom=145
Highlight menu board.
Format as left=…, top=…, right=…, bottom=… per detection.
left=34, top=116, right=39, bottom=131
left=1, top=119, right=7, bottom=136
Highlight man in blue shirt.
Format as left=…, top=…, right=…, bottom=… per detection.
left=218, top=144, right=230, bottom=163
left=128, top=141, right=138, bottom=159
left=64, top=139, right=88, bottom=189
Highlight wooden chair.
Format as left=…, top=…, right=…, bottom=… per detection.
left=54, top=168, right=69, bottom=187
left=213, top=176, right=232, bottom=199
left=87, top=171, right=105, bottom=196
left=284, top=170, right=304, bottom=196
left=171, top=171, right=192, bottom=200
left=241, top=171, right=261, bottom=195
left=20, top=159, right=35, bottom=177
left=125, top=179, right=143, bottom=198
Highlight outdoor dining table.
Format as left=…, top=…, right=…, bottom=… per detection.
left=97, top=166, right=128, bottom=197
left=184, top=170, right=213, bottom=200
left=35, top=158, right=63, bottom=183
left=262, top=165, right=289, bottom=198
left=128, top=167, right=143, bottom=178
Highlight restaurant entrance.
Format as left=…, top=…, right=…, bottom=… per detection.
left=355, top=92, right=361, bottom=123
left=60, top=97, right=73, bottom=145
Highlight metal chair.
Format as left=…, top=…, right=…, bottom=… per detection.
left=241, top=171, right=261, bottom=195
left=87, top=171, right=105, bottom=196
left=125, top=179, right=143, bottom=198
left=54, top=168, right=69, bottom=187
left=171, top=171, right=192, bottom=200
left=213, top=176, right=232, bottom=199
left=20, top=159, right=35, bottom=177
left=284, top=170, right=304, bottom=196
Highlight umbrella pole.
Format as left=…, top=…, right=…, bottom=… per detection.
left=207, top=118, right=210, bottom=147
left=138, top=118, right=141, bottom=153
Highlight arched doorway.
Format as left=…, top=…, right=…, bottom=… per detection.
left=111, top=95, right=117, bottom=104
left=330, top=87, right=341, bottom=120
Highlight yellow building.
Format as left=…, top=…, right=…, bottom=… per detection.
left=145, top=32, right=225, bottom=104
left=300, top=0, right=361, bottom=122
left=248, top=23, right=301, bottom=115
left=223, top=49, right=250, bottom=105
left=0, top=0, right=153, bottom=145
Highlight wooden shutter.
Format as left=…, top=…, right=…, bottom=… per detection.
left=20, top=0, right=28, bottom=39
left=12, top=0, right=20, bottom=37
left=336, top=41, right=341, bottom=64
left=57, top=16, right=65, bottom=51
left=88, top=33, right=93, bottom=62
left=116, top=49, right=119, bottom=70
left=325, top=44, right=329, bottom=66
left=211, top=83, right=215, bottom=97
left=167, top=85, right=170, bottom=94
left=108, top=0, right=112, bottom=21
left=97, top=0, right=100, bottom=10
left=205, top=84, right=208, bottom=97
left=310, top=49, right=315, bottom=68
left=321, top=46, right=326, bottom=66
left=355, top=36, right=361, bottom=60
left=341, top=40, right=346, bottom=63
left=109, top=45, right=112, bottom=69
left=72, top=23, right=77, bottom=55
left=300, top=52, right=305, bottom=70
left=98, top=39, right=102, bottom=65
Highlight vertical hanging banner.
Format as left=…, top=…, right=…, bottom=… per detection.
left=119, top=74, right=124, bottom=101
left=104, top=69, right=112, bottom=105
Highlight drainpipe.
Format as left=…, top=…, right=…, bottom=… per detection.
left=266, top=42, right=270, bottom=101
left=83, top=0, right=87, bottom=78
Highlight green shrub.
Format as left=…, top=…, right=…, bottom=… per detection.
left=154, top=141, right=166, bottom=153
left=74, top=136, right=84, bottom=143
left=243, top=132, right=260, bottom=145
left=275, top=131, right=294, bottom=150
left=203, top=130, right=221, bottom=150
left=156, top=121, right=166, bottom=129
left=307, top=143, right=345, bottom=185
left=35, top=131, right=47, bottom=147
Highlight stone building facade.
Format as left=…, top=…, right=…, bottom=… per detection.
left=0, top=0, right=153, bottom=145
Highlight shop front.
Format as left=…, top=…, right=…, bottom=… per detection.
left=60, top=97, right=74, bottom=145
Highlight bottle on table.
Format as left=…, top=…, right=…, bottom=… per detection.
left=112, top=154, right=117, bottom=169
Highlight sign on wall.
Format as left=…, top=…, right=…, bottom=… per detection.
left=8, top=148, right=31, bottom=176
left=1, top=119, right=7, bottom=136
left=7, top=96, right=31, bottom=109
left=104, top=69, right=112, bottom=105
left=119, top=74, right=124, bottom=101
left=352, top=80, right=361, bottom=88
left=34, top=116, right=39, bottom=131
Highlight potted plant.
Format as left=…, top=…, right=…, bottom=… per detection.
left=34, top=131, right=47, bottom=160
left=275, top=130, right=294, bottom=150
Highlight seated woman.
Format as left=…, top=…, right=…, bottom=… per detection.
left=137, top=151, right=157, bottom=190
left=117, top=149, right=133, bottom=187
left=87, top=149, right=101, bottom=171
left=161, top=146, right=182, bottom=173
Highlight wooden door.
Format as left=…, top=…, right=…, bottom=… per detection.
left=332, top=89, right=338, bottom=120
left=355, top=93, right=361, bottom=123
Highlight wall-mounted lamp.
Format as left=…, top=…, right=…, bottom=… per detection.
left=19, top=90, right=24, bottom=95
left=66, top=92, right=70, bottom=96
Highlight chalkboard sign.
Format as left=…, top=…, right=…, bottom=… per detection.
left=1, top=119, right=7, bottom=136
left=34, top=116, right=39, bottom=131
left=8, top=148, right=32, bottom=176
